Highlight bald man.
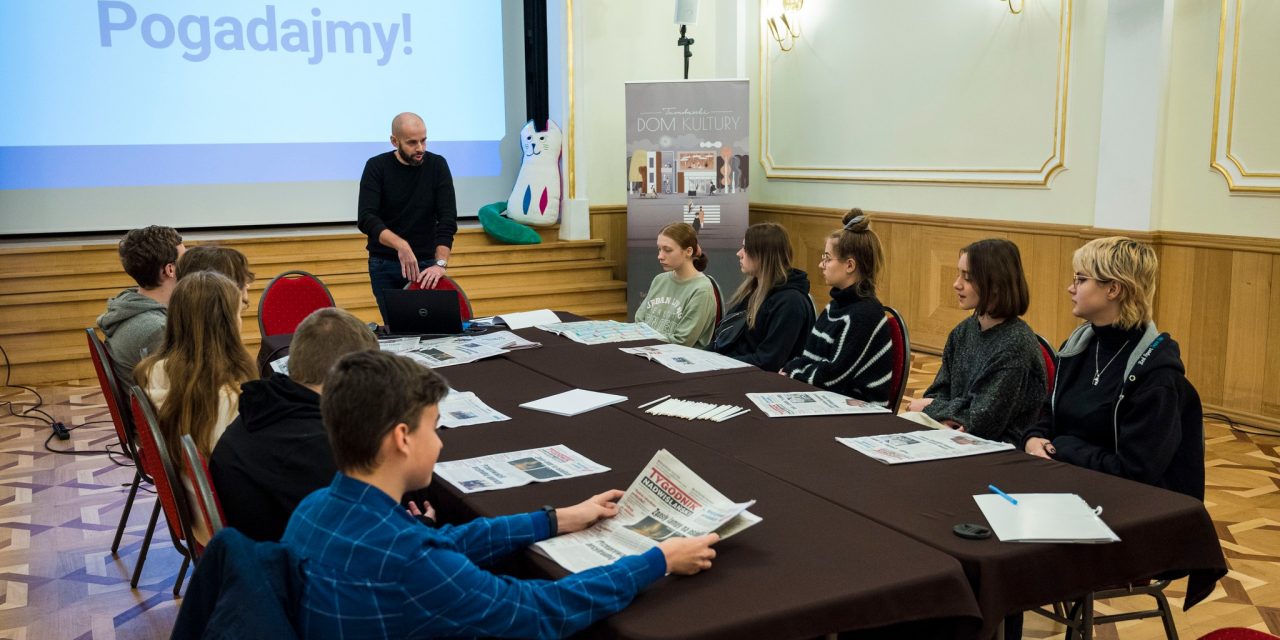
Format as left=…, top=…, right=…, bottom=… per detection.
left=357, top=112, right=459, bottom=321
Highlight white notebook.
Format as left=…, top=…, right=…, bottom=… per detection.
left=973, top=493, right=1120, bottom=543
left=519, top=389, right=628, bottom=416
left=499, top=309, right=561, bottom=330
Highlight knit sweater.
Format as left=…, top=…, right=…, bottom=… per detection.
left=783, top=286, right=893, bottom=407
left=923, top=316, right=1046, bottom=443
left=634, top=271, right=717, bottom=348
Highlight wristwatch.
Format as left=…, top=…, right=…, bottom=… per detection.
left=435, top=259, right=447, bottom=269
left=540, top=505, right=558, bottom=535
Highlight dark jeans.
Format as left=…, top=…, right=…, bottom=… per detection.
left=369, top=255, right=431, bottom=322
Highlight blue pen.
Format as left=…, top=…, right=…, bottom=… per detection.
left=988, top=484, right=1018, bottom=506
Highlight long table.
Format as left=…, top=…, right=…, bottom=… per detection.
left=432, top=358, right=983, bottom=639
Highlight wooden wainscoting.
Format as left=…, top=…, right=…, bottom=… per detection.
left=751, top=204, right=1280, bottom=431
left=0, top=225, right=627, bottom=386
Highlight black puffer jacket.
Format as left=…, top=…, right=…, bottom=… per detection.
left=712, top=268, right=814, bottom=372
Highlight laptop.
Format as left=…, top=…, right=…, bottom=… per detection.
left=382, top=289, right=465, bottom=336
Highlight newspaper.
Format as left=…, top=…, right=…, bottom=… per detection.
left=456, top=330, right=542, bottom=351
left=435, top=445, right=610, bottom=493
left=437, top=391, right=510, bottom=428
left=533, top=449, right=761, bottom=573
left=269, top=355, right=290, bottom=375
left=404, top=336, right=508, bottom=368
left=837, top=429, right=1015, bottom=464
left=536, top=320, right=665, bottom=345
left=746, top=391, right=892, bottom=417
left=378, top=336, right=421, bottom=353
left=619, top=344, right=753, bottom=373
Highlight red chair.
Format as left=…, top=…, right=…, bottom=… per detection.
left=1198, top=629, right=1280, bottom=640
left=179, top=434, right=225, bottom=541
left=405, top=275, right=474, bottom=320
left=127, top=386, right=199, bottom=596
left=883, top=307, right=912, bottom=415
left=1036, top=333, right=1057, bottom=394
left=85, top=329, right=151, bottom=556
left=257, top=270, right=336, bottom=337
left=705, top=274, right=725, bottom=328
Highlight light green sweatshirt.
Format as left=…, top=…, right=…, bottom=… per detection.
left=634, top=272, right=717, bottom=348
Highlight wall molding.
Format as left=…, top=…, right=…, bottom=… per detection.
left=758, top=1, right=1073, bottom=186
left=1210, top=0, right=1280, bottom=194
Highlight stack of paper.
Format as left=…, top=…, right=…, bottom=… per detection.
left=519, top=389, right=628, bottom=416
left=973, top=493, right=1120, bottom=543
left=537, top=320, right=665, bottom=345
left=620, top=344, right=753, bottom=373
left=496, top=309, right=561, bottom=330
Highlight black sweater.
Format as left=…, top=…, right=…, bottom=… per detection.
left=1024, top=322, right=1204, bottom=500
left=712, top=268, right=815, bottom=372
left=357, top=150, right=458, bottom=258
left=210, top=374, right=334, bottom=542
left=783, top=286, right=893, bottom=407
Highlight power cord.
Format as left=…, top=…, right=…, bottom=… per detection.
left=1204, top=411, right=1280, bottom=439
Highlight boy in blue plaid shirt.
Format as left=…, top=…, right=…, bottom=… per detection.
left=282, top=351, right=718, bottom=639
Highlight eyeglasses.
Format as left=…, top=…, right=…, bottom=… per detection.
left=819, top=253, right=833, bottom=264
left=1070, top=274, right=1111, bottom=287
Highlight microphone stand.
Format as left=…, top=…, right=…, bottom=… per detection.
left=677, top=24, right=695, bottom=80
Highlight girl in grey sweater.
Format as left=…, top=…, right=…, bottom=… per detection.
left=907, top=239, right=1046, bottom=444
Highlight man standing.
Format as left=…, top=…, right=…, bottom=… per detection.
left=357, top=112, right=458, bottom=321
left=97, top=225, right=186, bottom=383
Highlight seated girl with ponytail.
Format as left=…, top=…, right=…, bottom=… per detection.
left=634, top=222, right=718, bottom=348
left=782, top=210, right=894, bottom=407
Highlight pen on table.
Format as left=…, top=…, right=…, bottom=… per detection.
left=988, top=484, right=1018, bottom=506
left=639, top=395, right=671, bottom=409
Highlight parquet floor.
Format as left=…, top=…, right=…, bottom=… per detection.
left=0, top=354, right=1276, bottom=639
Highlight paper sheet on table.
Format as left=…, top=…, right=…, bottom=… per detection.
left=519, top=389, right=628, bottom=416
left=836, top=429, right=1014, bottom=464
left=973, top=493, right=1120, bottom=543
left=498, top=309, right=561, bottom=329
left=437, top=391, right=510, bottom=428
left=533, top=449, right=761, bottom=572
left=435, top=445, right=609, bottom=493
left=747, top=391, right=891, bottom=417
left=620, top=344, right=752, bottom=373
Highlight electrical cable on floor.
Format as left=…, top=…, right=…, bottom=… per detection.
left=1204, top=412, right=1280, bottom=439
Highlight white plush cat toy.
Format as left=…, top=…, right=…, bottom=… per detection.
left=506, top=120, right=562, bottom=226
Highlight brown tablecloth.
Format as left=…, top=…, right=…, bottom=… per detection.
left=431, top=358, right=984, bottom=639
left=591, top=367, right=1228, bottom=638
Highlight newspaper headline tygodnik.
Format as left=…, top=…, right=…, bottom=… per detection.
left=534, top=449, right=761, bottom=573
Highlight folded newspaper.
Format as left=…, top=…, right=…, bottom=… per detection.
left=746, top=391, right=892, bottom=417
left=536, top=320, right=665, bottom=345
left=837, top=429, right=1014, bottom=464
left=435, top=445, right=609, bottom=493
left=436, top=390, right=510, bottom=428
left=619, top=344, right=752, bottom=373
left=404, top=336, right=508, bottom=369
left=456, top=330, right=542, bottom=351
left=533, top=450, right=761, bottom=573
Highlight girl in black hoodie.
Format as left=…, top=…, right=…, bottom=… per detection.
left=711, top=222, right=814, bottom=371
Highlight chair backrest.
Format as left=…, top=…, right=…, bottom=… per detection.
left=1035, top=334, right=1057, bottom=394
left=258, top=270, right=336, bottom=337
left=705, top=274, right=725, bottom=327
left=405, top=276, right=474, bottom=321
left=179, top=434, right=226, bottom=539
left=85, top=328, right=138, bottom=461
left=128, top=385, right=197, bottom=555
left=883, top=306, right=912, bottom=415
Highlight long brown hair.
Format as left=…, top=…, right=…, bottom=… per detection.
left=828, top=208, right=883, bottom=298
left=730, top=222, right=793, bottom=329
left=136, top=271, right=256, bottom=462
left=659, top=222, right=708, bottom=272
left=961, top=238, right=1030, bottom=319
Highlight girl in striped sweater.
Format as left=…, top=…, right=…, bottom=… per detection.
left=782, top=209, right=894, bottom=408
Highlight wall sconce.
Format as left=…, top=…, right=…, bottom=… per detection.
left=767, top=0, right=803, bottom=52
left=1000, top=0, right=1025, bottom=15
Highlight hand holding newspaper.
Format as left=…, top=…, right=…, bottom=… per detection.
left=533, top=449, right=761, bottom=573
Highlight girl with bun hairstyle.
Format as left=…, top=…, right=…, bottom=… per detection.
left=782, top=210, right=895, bottom=407
left=906, top=238, right=1046, bottom=443
left=711, top=222, right=814, bottom=371
left=1023, top=237, right=1203, bottom=499
left=635, top=222, right=718, bottom=348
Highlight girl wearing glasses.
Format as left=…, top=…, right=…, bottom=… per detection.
left=711, top=222, right=814, bottom=371
left=635, top=222, right=718, bottom=348
left=1023, top=237, right=1202, bottom=499
left=781, top=210, right=894, bottom=407
left=906, top=238, right=1046, bottom=443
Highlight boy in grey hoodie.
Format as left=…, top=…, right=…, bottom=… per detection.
left=96, top=226, right=185, bottom=384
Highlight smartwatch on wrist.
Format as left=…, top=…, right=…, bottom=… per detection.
left=540, top=505, right=558, bottom=536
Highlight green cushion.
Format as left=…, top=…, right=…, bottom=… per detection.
left=479, top=201, right=542, bottom=245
